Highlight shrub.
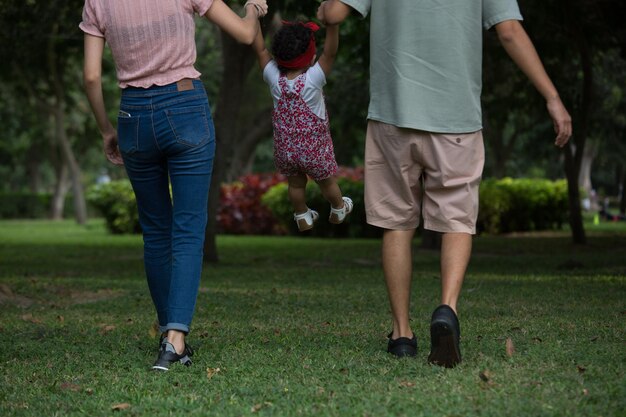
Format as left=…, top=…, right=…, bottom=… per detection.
left=478, top=178, right=569, bottom=234
left=0, top=192, right=52, bottom=219
left=86, top=180, right=140, bottom=234
left=261, top=171, right=381, bottom=238
left=217, top=173, right=286, bottom=235
left=0, top=192, right=77, bottom=219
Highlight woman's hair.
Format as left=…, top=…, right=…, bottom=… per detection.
left=272, top=22, right=315, bottom=73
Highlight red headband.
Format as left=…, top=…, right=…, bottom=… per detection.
left=276, top=21, right=320, bottom=70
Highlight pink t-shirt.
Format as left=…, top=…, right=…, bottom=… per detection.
left=80, top=0, right=214, bottom=88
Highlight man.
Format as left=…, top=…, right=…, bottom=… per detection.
left=318, top=0, right=571, bottom=367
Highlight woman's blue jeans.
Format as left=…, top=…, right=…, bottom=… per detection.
left=117, top=80, right=215, bottom=334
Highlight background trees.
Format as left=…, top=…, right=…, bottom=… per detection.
left=0, top=0, right=624, bottom=255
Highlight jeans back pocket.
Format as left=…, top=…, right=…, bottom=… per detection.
left=117, top=115, right=140, bottom=155
left=165, top=105, right=211, bottom=147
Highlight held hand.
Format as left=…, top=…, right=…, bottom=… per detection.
left=102, top=130, right=124, bottom=166
left=244, top=0, right=268, bottom=18
left=546, top=96, right=572, bottom=148
left=317, top=1, right=329, bottom=25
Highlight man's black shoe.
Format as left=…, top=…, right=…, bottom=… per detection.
left=428, top=304, right=461, bottom=368
left=387, top=332, right=417, bottom=358
left=152, top=341, right=193, bottom=371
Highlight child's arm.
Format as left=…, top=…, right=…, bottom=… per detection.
left=317, top=24, right=339, bottom=75
left=252, top=25, right=272, bottom=70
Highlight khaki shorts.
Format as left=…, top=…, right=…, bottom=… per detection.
left=364, top=120, right=484, bottom=234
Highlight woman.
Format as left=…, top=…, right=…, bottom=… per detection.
left=81, top=0, right=268, bottom=371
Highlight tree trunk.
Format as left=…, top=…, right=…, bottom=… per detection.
left=618, top=166, right=626, bottom=215
left=578, top=140, right=596, bottom=206
left=50, top=162, right=69, bottom=220
left=53, top=105, right=88, bottom=224
left=562, top=2, right=592, bottom=245
left=564, top=149, right=585, bottom=243
left=203, top=10, right=279, bottom=262
left=26, top=146, right=42, bottom=193
left=203, top=33, right=257, bottom=262
left=48, top=22, right=87, bottom=225
left=227, top=107, right=273, bottom=179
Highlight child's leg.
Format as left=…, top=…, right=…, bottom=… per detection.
left=316, top=176, right=344, bottom=209
left=287, top=173, right=309, bottom=214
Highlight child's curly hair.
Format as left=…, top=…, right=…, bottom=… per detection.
left=272, top=22, right=316, bottom=73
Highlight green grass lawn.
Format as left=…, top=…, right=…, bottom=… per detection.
left=0, top=219, right=624, bottom=417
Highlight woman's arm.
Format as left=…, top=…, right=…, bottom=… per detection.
left=83, top=34, right=123, bottom=165
left=204, top=0, right=268, bottom=45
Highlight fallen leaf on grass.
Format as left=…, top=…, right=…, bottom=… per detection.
left=0, top=284, right=13, bottom=297
left=399, top=380, right=416, bottom=388
left=251, top=402, right=272, bottom=413
left=111, top=403, right=131, bottom=411
left=576, top=365, right=586, bottom=374
left=57, top=315, right=64, bottom=323
left=590, top=336, right=599, bottom=342
left=532, top=337, right=542, bottom=343
left=206, top=367, right=221, bottom=379
left=149, top=321, right=160, bottom=338
left=582, top=388, right=589, bottom=396
left=479, top=369, right=492, bottom=382
left=479, top=369, right=496, bottom=387
left=21, top=314, right=42, bottom=324
left=60, top=382, right=81, bottom=392
left=99, top=325, right=116, bottom=335
left=505, top=337, right=515, bottom=357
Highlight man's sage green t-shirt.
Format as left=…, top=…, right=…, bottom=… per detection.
left=340, top=0, right=522, bottom=133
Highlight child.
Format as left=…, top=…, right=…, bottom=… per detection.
left=252, top=19, right=352, bottom=231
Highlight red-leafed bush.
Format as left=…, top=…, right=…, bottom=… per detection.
left=217, top=172, right=287, bottom=235
left=336, top=166, right=364, bottom=181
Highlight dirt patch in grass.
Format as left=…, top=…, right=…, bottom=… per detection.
left=0, top=283, right=125, bottom=307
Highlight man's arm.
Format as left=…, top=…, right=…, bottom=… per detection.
left=317, top=0, right=353, bottom=26
left=495, top=20, right=572, bottom=147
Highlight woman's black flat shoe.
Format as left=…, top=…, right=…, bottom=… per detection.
left=152, top=341, right=193, bottom=371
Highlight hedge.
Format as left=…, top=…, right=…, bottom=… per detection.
left=84, top=175, right=570, bottom=236
left=478, top=177, right=568, bottom=234
left=0, top=192, right=75, bottom=219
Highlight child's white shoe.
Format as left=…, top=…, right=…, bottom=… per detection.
left=294, top=208, right=319, bottom=231
left=329, top=197, right=353, bottom=224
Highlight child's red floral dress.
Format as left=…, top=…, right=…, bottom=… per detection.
left=271, top=73, right=338, bottom=181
